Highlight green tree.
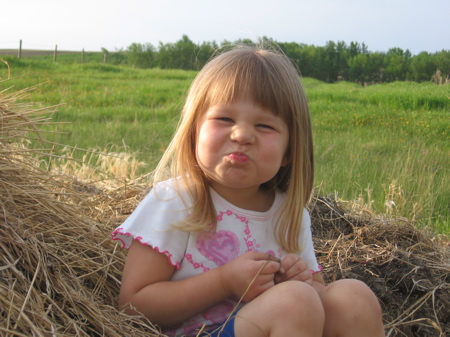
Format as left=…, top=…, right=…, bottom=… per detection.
left=367, top=52, right=385, bottom=84
left=434, top=50, right=450, bottom=80
left=409, top=52, right=436, bottom=82
left=126, top=43, right=156, bottom=68
left=349, top=41, right=362, bottom=58
left=348, top=53, right=369, bottom=85
left=296, top=45, right=328, bottom=82
left=324, top=41, right=338, bottom=82
left=101, top=48, right=127, bottom=65
left=278, top=41, right=305, bottom=74
left=158, top=35, right=197, bottom=70
left=384, top=48, right=411, bottom=82
left=194, top=41, right=219, bottom=69
left=336, top=41, right=350, bottom=80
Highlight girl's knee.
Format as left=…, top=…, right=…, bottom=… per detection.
left=274, top=281, right=321, bottom=304
left=320, top=280, right=385, bottom=336
left=242, top=281, right=324, bottom=319
left=268, top=281, right=325, bottom=320
left=321, top=279, right=382, bottom=318
left=236, top=281, right=324, bottom=336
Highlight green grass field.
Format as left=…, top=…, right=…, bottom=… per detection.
left=1, top=55, right=449, bottom=234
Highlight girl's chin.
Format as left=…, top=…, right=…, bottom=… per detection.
left=209, top=179, right=260, bottom=192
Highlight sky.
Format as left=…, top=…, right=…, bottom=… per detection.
left=1, top=0, right=449, bottom=55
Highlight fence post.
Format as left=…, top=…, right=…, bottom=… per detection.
left=18, top=40, right=22, bottom=59
left=103, top=53, right=107, bottom=64
left=81, top=48, right=85, bottom=63
left=53, top=45, right=58, bottom=63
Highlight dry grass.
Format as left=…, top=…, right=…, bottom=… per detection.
left=0, top=85, right=160, bottom=336
left=310, top=197, right=449, bottom=337
left=432, top=70, right=450, bottom=85
left=1, top=84, right=449, bottom=336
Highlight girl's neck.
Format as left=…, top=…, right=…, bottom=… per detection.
left=209, top=183, right=275, bottom=212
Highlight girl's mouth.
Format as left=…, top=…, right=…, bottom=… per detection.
left=227, top=152, right=249, bottom=163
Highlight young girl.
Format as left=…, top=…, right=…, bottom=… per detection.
left=112, top=46, right=385, bottom=337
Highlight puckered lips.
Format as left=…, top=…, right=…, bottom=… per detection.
left=226, top=151, right=249, bottom=163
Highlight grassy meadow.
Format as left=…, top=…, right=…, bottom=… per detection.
left=1, top=55, right=449, bottom=234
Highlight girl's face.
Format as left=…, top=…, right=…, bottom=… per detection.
left=196, top=97, right=289, bottom=200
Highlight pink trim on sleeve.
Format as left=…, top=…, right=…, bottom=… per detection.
left=111, top=228, right=129, bottom=248
left=111, top=228, right=181, bottom=269
left=152, top=245, right=181, bottom=269
left=311, top=265, right=323, bottom=274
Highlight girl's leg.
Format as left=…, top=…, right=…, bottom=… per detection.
left=234, top=281, right=324, bottom=337
left=319, top=279, right=385, bottom=337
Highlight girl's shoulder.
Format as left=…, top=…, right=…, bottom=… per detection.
left=151, top=177, right=193, bottom=206
left=111, top=178, right=192, bottom=251
left=153, top=177, right=186, bottom=196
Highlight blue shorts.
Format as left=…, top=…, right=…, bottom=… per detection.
left=200, top=312, right=237, bottom=337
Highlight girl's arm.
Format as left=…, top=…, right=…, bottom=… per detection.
left=119, top=240, right=280, bottom=328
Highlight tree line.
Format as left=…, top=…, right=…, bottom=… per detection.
left=104, top=35, right=449, bottom=85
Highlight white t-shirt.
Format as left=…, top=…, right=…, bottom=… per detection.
left=112, top=178, right=320, bottom=337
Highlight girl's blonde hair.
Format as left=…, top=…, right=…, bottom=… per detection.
left=153, top=45, right=314, bottom=253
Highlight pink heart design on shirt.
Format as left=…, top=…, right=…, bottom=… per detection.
left=197, top=230, right=240, bottom=266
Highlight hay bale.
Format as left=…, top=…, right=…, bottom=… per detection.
left=0, top=86, right=162, bottom=336
left=1, top=84, right=449, bottom=336
left=310, top=197, right=449, bottom=337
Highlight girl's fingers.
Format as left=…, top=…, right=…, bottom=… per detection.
left=249, top=251, right=281, bottom=264
left=225, top=251, right=281, bottom=299
left=245, top=252, right=281, bottom=275
left=276, top=255, right=313, bottom=283
left=239, top=261, right=277, bottom=301
left=250, top=273, right=277, bottom=298
left=260, top=260, right=281, bottom=274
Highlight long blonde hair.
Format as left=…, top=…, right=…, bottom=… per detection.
left=153, top=45, right=314, bottom=253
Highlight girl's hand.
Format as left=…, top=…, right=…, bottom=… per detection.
left=274, top=254, right=313, bottom=285
left=219, top=251, right=281, bottom=302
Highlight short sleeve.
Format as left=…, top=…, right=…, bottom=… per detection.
left=299, top=209, right=321, bottom=273
left=111, top=179, right=191, bottom=269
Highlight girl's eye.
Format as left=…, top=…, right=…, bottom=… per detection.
left=257, top=124, right=275, bottom=130
left=217, top=117, right=234, bottom=123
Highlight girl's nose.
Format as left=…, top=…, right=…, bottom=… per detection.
left=230, top=124, right=254, bottom=144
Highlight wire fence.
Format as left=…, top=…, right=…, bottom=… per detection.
left=0, top=40, right=113, bottom=64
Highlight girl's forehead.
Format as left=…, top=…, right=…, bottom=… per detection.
left=203, top=94, right=285, bottom=120
left=209, top=93, right=256, bottom=106
left=196, top=70, right=293, bottom=122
